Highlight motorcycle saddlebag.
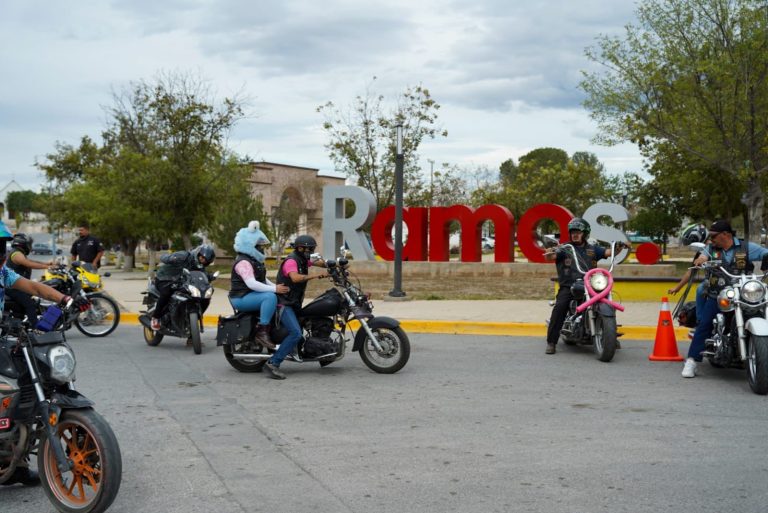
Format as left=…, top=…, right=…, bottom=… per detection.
left=216, top=315, right=254, bottom=346
left=677, top=301, right=697, bottom=328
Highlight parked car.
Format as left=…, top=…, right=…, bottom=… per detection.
left=481, top=236, right=495, bottom=249
left=31, top=242, right=62, bottom=255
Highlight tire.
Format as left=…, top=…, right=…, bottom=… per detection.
left=143, top=326, right=163, bottom=346
left=224, top=343, right=266, bottom=372
left=38, top=408, right=122, bottom=513
left=188, top=312, right=202, bottom=355
left=747, top=335, right=768, bottom=395
left=593, top=315, right=617, bottom=362
left=358, top=326, right=410, bottom=374
left=74, top=294, right=120, bottom=337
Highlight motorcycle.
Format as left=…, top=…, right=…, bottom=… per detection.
left=0, top=302, right=122, bottom=512
left=217, top=256, right=411, bottom=374
left=683, top=242, right=768, bottom=395
left=41, top=262, right=120, bottom=337
left=549, top=241, right=624, bottom=362
left=139, top=269, right=219, bottom=355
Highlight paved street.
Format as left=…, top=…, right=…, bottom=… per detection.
left=2, top=326, right=767, bottom=513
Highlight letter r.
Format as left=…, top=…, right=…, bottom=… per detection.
left=322, top=186, right=377, bottom=260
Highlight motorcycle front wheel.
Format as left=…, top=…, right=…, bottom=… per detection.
left=358, top=326, right=410, bottom=374
left=74, top=294, right=120, bottom=337
left=38, top=408, right=122, bottom=513
left=593, top=315, right=617, bottom=362
left=188, top=312, right=202, bottom=355
left=747, top=335, right=768, bottom=395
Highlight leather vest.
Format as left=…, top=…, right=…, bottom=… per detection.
left=229, top=253, right=267, bottom=298
left=556, top=244, right=599, bottom=287
left=706, top=241, right=754, bottom=297
left=276, top=253, right=308, bottom=308
left=6, top=251, right=31, bottom=280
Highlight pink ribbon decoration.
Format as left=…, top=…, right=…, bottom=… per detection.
left=576, top=268, right=625, bottom=313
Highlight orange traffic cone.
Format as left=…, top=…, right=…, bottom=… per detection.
left=649, top=297, right=683, bottom=361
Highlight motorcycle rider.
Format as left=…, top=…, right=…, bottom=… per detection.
left=5, top=233, right=54, bottom=324
left=0, top=225, right=89, bottom=487
left=229, top=221, right=289, bottom=350
left=543, top=218, right=626, bottom=355
left=264, top=235, right=328, bottom=379
left=150, top=244, right=216, bottom=331
left=683, top=220, right=768, bottom=378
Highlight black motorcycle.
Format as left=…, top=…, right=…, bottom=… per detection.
left=217, top=257, right=411, bottom=374
left=0, top=303, right=122, bottom=512
left=139, top=269, right=219, bottom=355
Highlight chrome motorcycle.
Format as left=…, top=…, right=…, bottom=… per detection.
left=218, top=257, right=411, bottom=374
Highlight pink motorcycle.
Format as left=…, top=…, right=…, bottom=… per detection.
left=553, top=241, right=624, bottom=362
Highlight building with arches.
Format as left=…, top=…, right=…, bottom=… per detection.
left=248, top=162, right=345, bottom=256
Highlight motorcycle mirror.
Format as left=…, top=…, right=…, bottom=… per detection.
left=326, top=259, right=337, bottom=268
left=103, top=272, right=111, bottom=277
left=212, top=271, right=220, bottom=279
left=338, top=257, right=349, bottom=267
left=542, top=235, right=559, bottom=249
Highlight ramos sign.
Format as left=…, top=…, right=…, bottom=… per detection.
left=321, top=186, right=660, bottom=264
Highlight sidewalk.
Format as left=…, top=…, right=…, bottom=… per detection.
left=100, top=269, right=686, bottom=341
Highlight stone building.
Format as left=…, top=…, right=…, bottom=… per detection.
left=248, top=161, right=345, bottom=255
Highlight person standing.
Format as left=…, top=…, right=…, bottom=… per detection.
left=70, top=222, right=105, bottom=268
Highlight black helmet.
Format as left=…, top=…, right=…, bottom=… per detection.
left=194, top=244, right=215, bottom=266
left=11, top=233, right=33, bottom=255
left=567, top=218, right=591, bottom=239
left=293, top=235, right=317, bottom=251
left=682, top=223, right=707, bottom=245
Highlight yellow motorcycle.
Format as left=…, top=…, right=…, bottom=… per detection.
left=41, top=261, right=121, bottom=337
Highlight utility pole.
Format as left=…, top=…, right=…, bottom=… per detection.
left=428, top=159, right=435, bottom=204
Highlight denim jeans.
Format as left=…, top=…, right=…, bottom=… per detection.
left=695, top=281, right=707, bottom=320
left=229, top=291, right=277, bottom=325
left=269, top=306, right=301, bottom=367
left=689, top=296, right=719, bottom=361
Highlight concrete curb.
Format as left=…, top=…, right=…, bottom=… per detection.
left=119, top=312, right=688, bottom=341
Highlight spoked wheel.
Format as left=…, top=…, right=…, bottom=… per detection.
left=357, top=326, right=410, bottom=374
left=224, top=341, right=267, bottom=372
left=593, top=315, right=617, bottom=362
left=74, top=294, right=120, bottom=337
left=143, top=326, right=163, bottom=346
left=747, top=335, right=768, bottom=395
left=188, top=312, right=202, bottom=355
left=38, top=408, right=122, bottom=513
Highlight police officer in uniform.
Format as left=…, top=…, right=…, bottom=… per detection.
left=70, top=222, right=105, bottom=268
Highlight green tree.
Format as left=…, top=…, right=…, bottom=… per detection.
left=581, top=0, right=768, bottom=240
left=317, top=78, right=448, bottom=212
left=6, top=190, right=39, bottom=222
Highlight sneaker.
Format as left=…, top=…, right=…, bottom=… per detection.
left=264, top=361, right=286, bottom=380
left=150, top=318, right=161, bottom=331
left=1, top=466, right=40, bottom=486
left=545, top=343, right=556, bottom=355
left=682, top=358, right=697, bottom=378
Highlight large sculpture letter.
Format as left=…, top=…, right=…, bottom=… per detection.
left=583, top=203, right=630, bottom=263
left=322, top=186, right=377, bottom=260
left=371, top=206, right=429, bottom=261
left=428, top=205, right=515, bottom=262
left=517, top=204, right=574, bottom=263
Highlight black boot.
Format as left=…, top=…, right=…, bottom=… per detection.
left=254, top=324, right=276, bottom=350
left=2, top=466, right=40, bottom=486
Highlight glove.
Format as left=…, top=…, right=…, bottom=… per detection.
left=60, top=295, right=91, bottom=312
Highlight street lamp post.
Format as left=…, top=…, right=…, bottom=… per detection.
left=389, top=124, right=406, bottom=298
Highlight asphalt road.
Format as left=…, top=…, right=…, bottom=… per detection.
left=2, top=327, right=768, bottom=513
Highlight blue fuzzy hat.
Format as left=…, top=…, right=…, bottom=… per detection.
left=234, top=221, right=270, bottom=262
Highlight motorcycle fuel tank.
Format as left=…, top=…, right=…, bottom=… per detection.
left=301, top=288, right=343, bottom=317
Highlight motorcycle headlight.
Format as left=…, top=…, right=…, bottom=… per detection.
left=717, top=287, right=736, bottom=311
left=741, top=280, right=765, bottom=304
left=188, top=285, right=201, bottom=298
left=48, top=345, right=76, bottom=384
left=589, top=272, right=609, bottom=292
left=204, top=287, right=214, bottom=298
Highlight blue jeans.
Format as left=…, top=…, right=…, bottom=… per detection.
left=229, top=292, right=278, bottom=325
left=695, top=281, right=706, bottom=320
left=689, top=296, right=719, bottom=361
left=269, top=306, right=301, bottom=367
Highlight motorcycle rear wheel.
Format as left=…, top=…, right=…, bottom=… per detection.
left=593, top=315, right=617, bottom=362
left=358, top=326, right=410, bottom=374
left=224, top=342, right=266, bottom=372
left=74, top=294, right=120, bottom=337
left=38, top=408, right=122, bottom=513
left=747, top=335, right=768, bottom=395
left=188, top=312, right=202, bottom=355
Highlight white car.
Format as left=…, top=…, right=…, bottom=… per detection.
left=481, top=236, right=495, bottom=249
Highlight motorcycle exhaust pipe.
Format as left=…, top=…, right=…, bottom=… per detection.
left=230, top=353, right=271, bottom=361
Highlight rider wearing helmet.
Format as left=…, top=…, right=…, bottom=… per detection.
left=150, top=243, right=216, bottom=331
left=6, top=233, right=55, bottom=323
left=542, top=217, right=625, bottom=355
left=263, top=234, right=328, bottom=379
left=229, top=221, right=289, bottom=349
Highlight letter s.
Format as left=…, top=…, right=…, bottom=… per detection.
left=583, top=203, right=630, bottom=263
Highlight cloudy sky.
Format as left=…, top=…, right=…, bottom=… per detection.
left=0, top=0, right=644, bottom=191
